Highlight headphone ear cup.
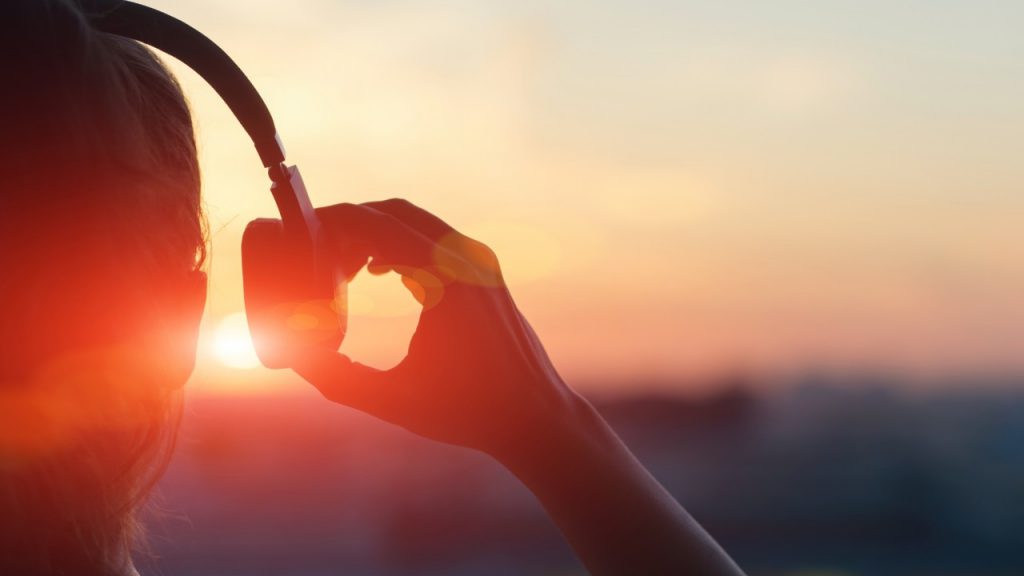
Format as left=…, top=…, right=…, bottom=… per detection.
left=242, top=218, right=345, bottom=369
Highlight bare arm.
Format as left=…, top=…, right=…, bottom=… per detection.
left=498, top=390, right=744, bottom=576
left=294, top=199, right=745, bottom=576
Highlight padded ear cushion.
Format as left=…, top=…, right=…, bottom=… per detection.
left=242, top=218, right=346, bottom=369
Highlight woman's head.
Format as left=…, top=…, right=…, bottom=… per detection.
left=1, top=0, right=206, bottom=573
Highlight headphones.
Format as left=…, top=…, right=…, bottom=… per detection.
left=89, top=1, right=346, bottom=369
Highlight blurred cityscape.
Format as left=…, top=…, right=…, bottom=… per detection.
left=144, top=375, right=1024, bottom=576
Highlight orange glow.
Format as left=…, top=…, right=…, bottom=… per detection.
left=150, top=0, right=1024, bottom=393
left=338, top=272, right=421, bottom=370
left=0, top=345, right=176, bottom=457
left=212, top=313, right=260, bottom=370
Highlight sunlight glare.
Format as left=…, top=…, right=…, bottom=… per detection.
left=464, top=222, right=561, bottom=284
left=212, top=313, right=261, bottom=370
left=339, top=271, right=421, bottom=370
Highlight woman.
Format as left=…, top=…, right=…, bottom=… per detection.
left=0, top=1, right=744, bottom=575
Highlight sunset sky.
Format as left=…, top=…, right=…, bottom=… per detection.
left=144, top=0, right=1024, bottom=394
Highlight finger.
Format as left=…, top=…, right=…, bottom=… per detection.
left=363, top=199, right=498, bottom=281
left=366, top=260, right=392, bottom=276
left=363, top=198, right=457, bottom=243
left=316, top=203, right=437, bottom=269
left=292, top=351, right=392, bottom=415
left=337, top=252, right=371, bottom=281
left=361, top=260, right=448, bottom=309
left=399, top=268, right=448, bottom=309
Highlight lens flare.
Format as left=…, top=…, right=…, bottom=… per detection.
left=212, top=313, right=261, bottom=370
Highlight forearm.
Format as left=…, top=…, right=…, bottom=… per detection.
left=495, top=392, right=745, bottom=576
left=305, top=201, right=743, bottom=573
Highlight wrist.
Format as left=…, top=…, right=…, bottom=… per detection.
left=490, top=389, right=613, bottom=479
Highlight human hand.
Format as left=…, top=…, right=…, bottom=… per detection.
left=294, top=199, right=586, bottom=459
left=295, top=200, right=747, bottom=576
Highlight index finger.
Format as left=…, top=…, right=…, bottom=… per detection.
left=363, top=198, right=457, bottom=243
left=316, top=203, right=438, bottom=270
left=292, top=350, right=394, bottom=416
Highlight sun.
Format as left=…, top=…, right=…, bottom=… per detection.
left=212, top=312, right=261, bottom=370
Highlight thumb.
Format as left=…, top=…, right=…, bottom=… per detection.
left=292, top=352, right=392, bottom=415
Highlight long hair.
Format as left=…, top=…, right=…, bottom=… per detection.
left=1, top=1, right=205, bottom=573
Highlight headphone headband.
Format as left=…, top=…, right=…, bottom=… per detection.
left=84, top=1, right=346, bottom=369
left=89, top=1, right=286, bottom=169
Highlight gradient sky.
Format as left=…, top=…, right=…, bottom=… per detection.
left=145, top=0, right=1024, bottom=394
